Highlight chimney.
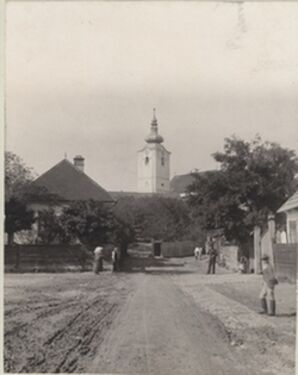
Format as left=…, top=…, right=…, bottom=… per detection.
left=73, top=155, right=85, bottom=172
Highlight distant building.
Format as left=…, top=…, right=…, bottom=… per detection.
left=16, top=156, right=114, bottom=244
left=170, top=170, right=217, bottom=198
left=28, top=155, right=113, bottom=214
left=277, top=191, right=298, bottom=243
left=137, top=109, right=171, bottom=193
left=170, top=173, right=196, bottom=197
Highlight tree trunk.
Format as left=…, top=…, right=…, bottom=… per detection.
left=7, top=232, right=14, bottom=245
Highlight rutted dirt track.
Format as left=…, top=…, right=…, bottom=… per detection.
left=4, top=272, right=137, bottom=373
left=4, top=257, right=296, bottom=374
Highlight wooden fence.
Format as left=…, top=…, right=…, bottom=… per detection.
left=272, top=244, right=297, bottom=283
left=5, top=244, right=94, bottom=272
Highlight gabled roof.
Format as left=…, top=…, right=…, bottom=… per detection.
left=29, top=159, right=113, bottom=203
left=170, top=170, right=218, bottom=194
left=170, top=173, right=196, bottom=194
left=277, top=191, right=298, bottom=213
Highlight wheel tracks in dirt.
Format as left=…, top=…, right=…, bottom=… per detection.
left=20, top=280, right=135, bottom=374
left=5, top=298, right=81, bottom=337
left=19, top=294, right=117, bottom=373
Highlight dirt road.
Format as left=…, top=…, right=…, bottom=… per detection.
left=89, top=272, right=255, bottom=375
left=4, top=256, right=296, bottom=374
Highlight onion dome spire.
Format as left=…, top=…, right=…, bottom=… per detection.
left=145, top=108, right=164, bottom=144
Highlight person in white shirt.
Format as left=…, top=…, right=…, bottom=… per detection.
left=93, top=246, right=103, bottom=274
left=112, top=247, right=120, bottom=272
left=194, top=246, right=200, bottom=260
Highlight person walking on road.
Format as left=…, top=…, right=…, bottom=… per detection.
left=112, top=246, right=120, bottom=272
left=93, top=246, right=104, bottom=274
left=194, top=246, right=201, bottom=260
left=259, top=255, right=278, bottom=316
left=207, top=239, right=218, bottom=274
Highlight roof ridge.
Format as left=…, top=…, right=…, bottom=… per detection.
left=31, top=158, right=113, bottom=203
left=33, top=158, right=70, bottom=183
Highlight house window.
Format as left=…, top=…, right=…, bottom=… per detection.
left=145, top=157, right=149, bottom=165
left=161, top=157, right=165, bottom=166
left=289, top=220, right=297, bottom=243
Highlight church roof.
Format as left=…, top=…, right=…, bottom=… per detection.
left=170, top=170, right=217, bottom=194
left=277, top=191, right=298, bottom=213
left=170, top=173, right=196, bottom=194
left=29, top=159, right=113, bottom=203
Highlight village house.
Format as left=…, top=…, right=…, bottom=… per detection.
left=277, top=191, right=298, bottom=244
left=14, top=155, right=114, bottom=244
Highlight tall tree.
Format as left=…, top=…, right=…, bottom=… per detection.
left=5, top=152, right=36, bottom=242
left=113, top=196, right=195, bottom=242
left=5, top=151, right=35, bottom=201
left=5, top=199, right=35, bottom=244
left=188, top=136, right=298, bottom=245
left=58, top=200, right=114, bottom=246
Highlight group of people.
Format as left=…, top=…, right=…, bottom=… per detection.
left=93, top=246, right=121, bottom=274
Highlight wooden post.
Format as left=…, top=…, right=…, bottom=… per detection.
left=254, top=225, right=262, bottom=274
left=267, top=213, right=275, bottom=266
left=268, top=213, right=276, bottom=241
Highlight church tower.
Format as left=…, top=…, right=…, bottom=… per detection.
left=137, top=109, right=171, bottom=193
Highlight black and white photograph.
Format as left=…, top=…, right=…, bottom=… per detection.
left=3, top=1, right=298, bottom=374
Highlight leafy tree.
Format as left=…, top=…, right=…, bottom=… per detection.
left=58, top=200, right=114, bottom=246
left=188, top=136, right=298, bottom=245
left=37, top=209, right=69, bottom=244
left=5, top=151, right=35, bottom=201
left=113, top=196, right=194, bottom=242
left=5, top=152, right=36, bottom=243
left=5, top=199, right=35, bottom=244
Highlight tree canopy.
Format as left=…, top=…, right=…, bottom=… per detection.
left=5, top=152, right=36, bottom=242
left=5, top=199, right=35, bottom=244
left=188, top=136, right=298, bottom=244
left=5, top=151, right=35, bottom=201
left=112, top=195, right=201, bottom=242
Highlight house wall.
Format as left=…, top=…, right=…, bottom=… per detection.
left=286, top=209, right=298, bottom=243
left=220, top=245, right=239, bottom=271
left=261, top=229, right=274, bottom=263
left=272, top=243, right=297, bottom=283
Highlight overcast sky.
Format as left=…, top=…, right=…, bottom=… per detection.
left=6, top=1, right=298, bottom=191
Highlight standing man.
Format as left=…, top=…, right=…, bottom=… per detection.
left=93, top=246, right=104, bottom=274
left=112, top=246, right=120, bottom=272
left=207, top=238, right=218, bottom=274
left=259, top=255, right=278, bottom=316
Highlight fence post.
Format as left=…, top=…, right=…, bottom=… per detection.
left=15, top=244, right=20, bottom=270
left=254, top=225, right=261, bottom=274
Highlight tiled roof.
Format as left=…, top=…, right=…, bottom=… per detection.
left=29, top=159, right=113, bottom=203
left=170, top=174, right=196, bottom=194
left=277, top=191, right=298, bottom=213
